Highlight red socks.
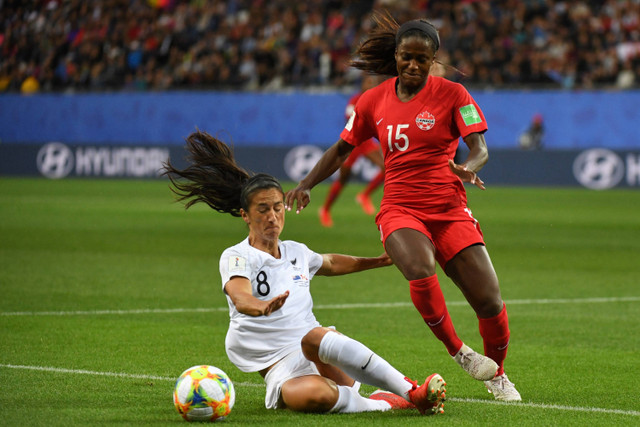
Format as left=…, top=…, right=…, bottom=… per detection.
left=410, top=276, right=511, bottom=372
left=324, top=181, right=344, bottom=209
left=362, top=171, right=384, bottom=196
left=409, top=276, right=463, bottom=356
left=478, top=303, right=510, bottom=376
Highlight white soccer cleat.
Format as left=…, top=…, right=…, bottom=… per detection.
left=485, top=373, right=522, bottom=401
left=453, top=344, right=498, bottom=381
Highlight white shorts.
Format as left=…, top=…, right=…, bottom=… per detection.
left=263, top=348, right=320, bottom=409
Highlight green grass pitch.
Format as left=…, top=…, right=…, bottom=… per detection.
left=1, top=178, right=639, bottom=426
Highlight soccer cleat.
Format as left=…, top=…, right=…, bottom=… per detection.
left=405, top=373, right=446, bottom=415
left=485, top=373, right=522, bottom=401
left=369, top=390, right=416, bottom=410
left=453, top=344, right=498, bottom=381
left=318, top=206, right=333, bottom=227
left=355, top=193, right=376, bottom=215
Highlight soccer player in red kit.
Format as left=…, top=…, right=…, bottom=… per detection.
left=319, top=74, right=385, bottom=227
left=286, top=13, right=521, bottom=402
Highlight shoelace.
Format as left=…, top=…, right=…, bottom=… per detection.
left=404, top=376, right=418, bottom=391
left=492, top=376, right=514, bottom=390
left=458, top=351, right=473, bottom=365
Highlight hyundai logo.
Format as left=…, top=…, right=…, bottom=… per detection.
left=37, top=142, right=74, bottom=179
left=573, top=149, right=624, bottom=190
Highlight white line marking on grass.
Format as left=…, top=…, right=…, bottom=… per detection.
left=1, top=364, right=637, bottom=417
left=0, top=364, right=262, bottom=388
left=1, top=296, right=638, bottom=317
left=501, top=296, right=640, bottom=306
left=450, top=397, right=640, bottom=417
left=0, top=307, right=229, bottom=316
left=317, top=296, right=640, bottom=310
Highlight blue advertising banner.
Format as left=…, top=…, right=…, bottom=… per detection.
left=2, top=143, right=639, bottom=190
left=1, top=90, right=639, bottom=149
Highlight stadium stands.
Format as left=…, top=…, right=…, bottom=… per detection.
left=1, top=0, right=638, bottom=93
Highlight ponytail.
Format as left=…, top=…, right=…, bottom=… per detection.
left=163, top=130, right=283, bottom=217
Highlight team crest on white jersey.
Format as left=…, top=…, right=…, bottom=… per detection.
left=229, top=256, right=246, bottom=272
left=416, top=110, right=435, bottom=131
left=292, top=273, right=310, bottom=287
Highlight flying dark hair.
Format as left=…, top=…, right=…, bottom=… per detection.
left=162, top=130, right=283, bottom=217
left=350, top=11, right=440, bottom=76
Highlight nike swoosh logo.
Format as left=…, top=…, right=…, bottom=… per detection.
left=497, top=340, right=510, bottom=351
left=376, top=118, right=383, bottom=125
left=427, top=315, right=445, bottom=327
left=361, top=353, right=374, bottom=370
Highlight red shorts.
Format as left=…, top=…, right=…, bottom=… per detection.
left=343, top=139, right=380, bottom=168
left=375, top=204, right=485, bottom=268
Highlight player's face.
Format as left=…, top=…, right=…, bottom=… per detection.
left=242, top=188, right=285, bottom=243
left=395, top=36, right=435, bottom=92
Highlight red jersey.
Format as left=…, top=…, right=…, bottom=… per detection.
left=344, top=92, right=379, bottom=164
left=340, top=76, right=487, bottom=211
left=345, top=92, right=361, bottom=120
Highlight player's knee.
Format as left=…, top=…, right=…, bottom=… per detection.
left=398, top=263, right=436, bottom=281
left=301, top=327, right=326, bottom=362
left=302, top=386, right=338, bottom=413
left=283, top=381, right=338, bottom=413
left=392, top=249, right=437, bottom=280
left=475, top=297, right=504, bottom=318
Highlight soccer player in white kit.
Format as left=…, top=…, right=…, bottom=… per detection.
left=164, top=130, right=446, bottom=415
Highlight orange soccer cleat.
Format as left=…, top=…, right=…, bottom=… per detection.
left=406, top=373, right=446, bottom=415
left=369, top=390, right=416, bottom=410
left=355, top=193, right=376, bottom=215
left=318, top=206, right=333, bottom=227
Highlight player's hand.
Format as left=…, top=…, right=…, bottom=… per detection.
left=284, top=186, right=311, bottom=214
left=448, top=159, right=486, bottom=190
left=263, top=291, right=289, bottom=316
left=377, top=252, right=394, bottom=267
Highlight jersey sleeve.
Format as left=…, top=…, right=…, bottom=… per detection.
left=345, top=93, right=360, bottom=121
left=453, top=86, right=488, bottom=138
left=340, top=91, right=376, bottom=147
left=294, top=242, right=323, bottom=277
left=308, top=251, right=323, bottom=277
left=219, top=247, right=251, bottom=291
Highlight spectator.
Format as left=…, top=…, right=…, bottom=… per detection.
left=1, top=0, right=639, bottom=93
left=518, top=113, right=545, bottom=150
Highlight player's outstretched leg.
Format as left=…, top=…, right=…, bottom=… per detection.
left=307, top=328, right=446, bottom=415
left=453, top=343, right=498, bottom=381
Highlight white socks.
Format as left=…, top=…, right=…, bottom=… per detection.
left=330, top=385, right=390, bottom=413
left=318, top=331, right=413, bottom=400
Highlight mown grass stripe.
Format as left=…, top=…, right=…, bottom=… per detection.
left=0, top=364, right=262, bottom=387
left=1, top=296, right=638, bottom=317
left=1, top=364, right=637, bottom=417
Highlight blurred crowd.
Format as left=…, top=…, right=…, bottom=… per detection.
left=1, top=0, right=639, bottom=93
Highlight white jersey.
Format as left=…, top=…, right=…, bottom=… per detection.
left=219, top=237, right=324, bottom=372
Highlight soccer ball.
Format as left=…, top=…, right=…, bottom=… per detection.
left=173, top=365, right=235, bottom=422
